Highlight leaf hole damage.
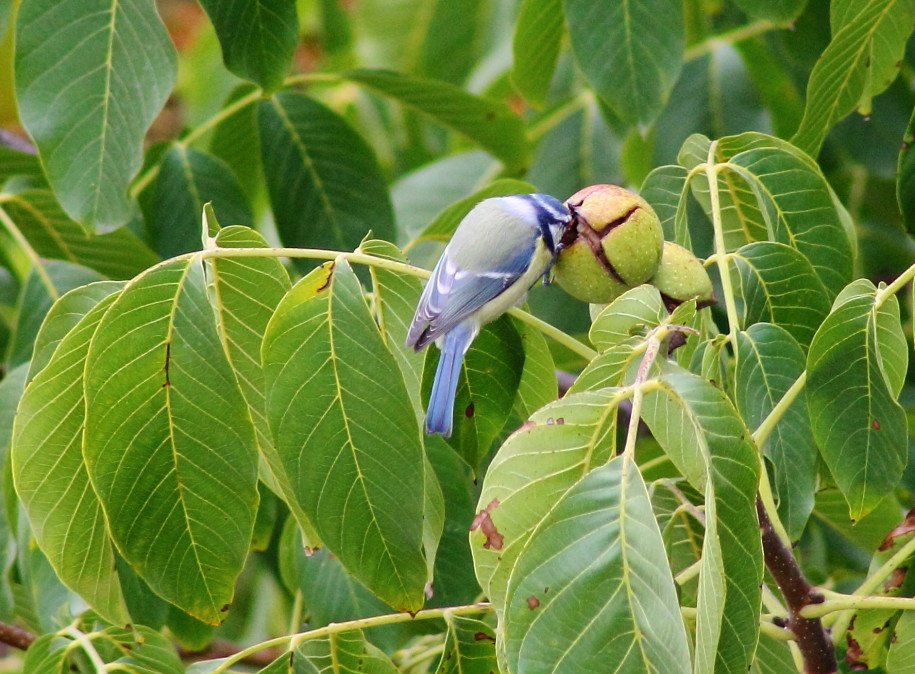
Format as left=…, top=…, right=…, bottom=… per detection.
left=470, top=498, right=504, bottom=550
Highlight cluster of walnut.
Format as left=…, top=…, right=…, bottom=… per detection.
left=553, top=184, right=714, bottom=311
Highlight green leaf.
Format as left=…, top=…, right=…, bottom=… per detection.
left=682, top=133, right=854, bottom=297
left=887, top=611, right=915, bottom=671
left=20, top=633, right=70, bottom=674
left=425, top=317, right=524, bottom=471
left=791, top=0, right=915, bottom=156
left=471, top=388, right=621, bottom=610
left=318, top=0, right=354, bottom=57
left=435, top=614, right=497, bottom=674
left=413, top=0, right=488, bottom=84
left=12, top=291, right=129, bottom=625
left=568, top=342, right=641, bottom=393
left=197, top=0, right=297, bottom=92
left=589, top=285, right=668, bottom=353
left=6, top=260, right=104, bottom=368
left=735, top=324, right=816, bottom=540
left=511, top=0, right=563, bottom=108
left=735, top=39, right=805, bottom=139
left=143, top=145, right=253, bottom=258
left=343, top=69, right=529, bottom=170
left=391, top=151, right=495, bottom=244
left=729, top=0, right=808, bottom=21
left=84, top=258, right=259, bottom=624
left=641, top=164, right=691, bottom=245
left=807, top=281, right=908, bottom=520
left=262, top=259, right=428, bottom=611
left=511, top=314, right=558, bottom=421
left=812, top=489, right=902, bottom=553
left=208, top=84, right=262, bottom=202
left=93, top=625, right=185, bottom=674
left=15, top=0, right=176, bottom=228
left=0, top=146, right=43, bottom=185
left=562, top=0, right=684, bottom=127
left=728, top=241, right=831, bottom=349
left=295, top=630, right=397, bottom=674
left=205, top=226, right=314, bottom=534
left=527, top=101, right=622, bottom=202
left=897, top=105, right=915, bottom=235
left=278, top=521, right=412, bottom=651
left=504, top=456, right=690, bottom=673
left=424, top=437, right=478, bottom=608
left=750, top=632, right=798, bottom=673
left=412, top=178, right=537, bottom=245
left=0, top=188, right=159, bottom=279
left=359, top=239, right=425, bottom=418
left=641, top=367, right=763, bottom=673
left=28, top=280, right=124, bottom=379
left=258, top=92, right=395, bottom=254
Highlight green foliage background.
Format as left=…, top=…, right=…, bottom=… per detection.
left=0, top=0, right=915, bottom=672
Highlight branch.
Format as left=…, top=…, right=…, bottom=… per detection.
left=757, top=497, right=836, bottom=674
left=0, top=621, right=36, bottom=651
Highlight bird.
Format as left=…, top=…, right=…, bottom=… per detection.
left=405, top=193, right=572, bottom=437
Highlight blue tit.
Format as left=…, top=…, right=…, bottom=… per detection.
left=406, top=193, right=572, bottom=437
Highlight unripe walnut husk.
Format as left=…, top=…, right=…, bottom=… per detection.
left=553, top=184, right=664, bottom=304
left=649, top=241, right=715, bottom=310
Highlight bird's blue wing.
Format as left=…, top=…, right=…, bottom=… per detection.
left=406, top=241, right=535, bottom=350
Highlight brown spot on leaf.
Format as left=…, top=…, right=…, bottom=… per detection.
left=474, top=632, right=496, bottom=642
left=221, top=604, right=230, bottom=612
left=872, top=418, right=880, bottom=430
left=526, top=596, right=540, bottom=610
left=885, top=567, right=908, bottom=592
left=465, top=402, right=475, bottom=418
left=879, top=507, right=915, bottom=550
left=845, top=634, right=864, bottom=669
left=470, top=498, right=504, bottom=550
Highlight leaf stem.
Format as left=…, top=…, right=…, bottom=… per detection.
left=703, top=151, right=741, bottom=343
left=527, top=91, right=593, bottom=143
left=0, top=200, right=57, bottom=296
left=510, top=308, right=598, bottom=361
left=875, top=258, right=915, bottom=309
left=208, top=603, right=492, bottom=673
left=129, top=87, right=264, bottom=198
left=824, top=533, right=915, bottom=640
left=802, top=593, right=915, bottom=619
left=683, top=20, right=783, bottom=61
left=197, top=246, right=599, bottom=361
left=752, top=371, right=807, bottom=449
left=129, top=72, right=341, bottom=198
left=61, top=627, right=108, bottom=672
left=752, top=371, right=807, bottom=547
left=622, top=328, right=664, bottom=457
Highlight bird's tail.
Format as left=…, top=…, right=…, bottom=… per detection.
left=425, top=323, right=474, bottom=437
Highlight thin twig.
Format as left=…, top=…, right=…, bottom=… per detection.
left=0, top=621, right=36, bottom=650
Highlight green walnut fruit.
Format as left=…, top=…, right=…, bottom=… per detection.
left=554, top=184, right=664, bottom=304
left=649, top=241, right=715, bottom=309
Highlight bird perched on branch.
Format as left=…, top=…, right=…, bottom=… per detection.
left=406, top=193, right=572, bottom=437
